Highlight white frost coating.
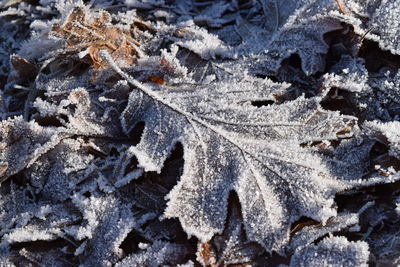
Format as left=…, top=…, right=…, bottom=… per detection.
left=369, top=0, right=400, bottom=55
left=365, top=121, right=400, bottom=159
left=289, top=213, right=359, bottom=253
left=177, top=260, right=195, bottom=267
left=0, top=117, right=69, bottom=182
left=1, top=0, right=400, bottom=264
left=115, top=240, right=190, bottom=266
left=171, top=21, right=230, bottom=60
left=2, top=227, right=61, bottom=246
left=330, top=0, right=400, bottom=56
left=130, top=146, right=163, bottom=173
left=289, top=236, right=370, bottom=267
left=322, top=56, right=369, bottom=93
left=101, top=50, right=372, bottom=252
left=241, top=0, right=343, bottom=75
left=114, top=168, right=144, bottom=188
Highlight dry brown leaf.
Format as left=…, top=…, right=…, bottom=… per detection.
left=335, top=0, right=350, bottom=15
left=51, top=6, right=142, bottom=68
left=198, top=242, right=217, bottom=267
left=10, top=55, right=38, bottom=79
left=148, top=75, right=165, bottom=85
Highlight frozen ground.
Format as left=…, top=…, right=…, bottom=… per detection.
left=0, top=0, right=400, bottom=266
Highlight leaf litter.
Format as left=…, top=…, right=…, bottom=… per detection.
left=0, top=0, right=400, bottom=266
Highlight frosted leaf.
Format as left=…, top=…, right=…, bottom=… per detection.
left=100, top=51, right=368, bottom=252
left=65, top=88, right=109, bottom=135
left=2, top=0, right=400, bottom=264
left=0, top=0, right=64, bottom=69
left=0, top=185, right=80, bottom=247
left=111, top=147, right=144, bottom=188
left=364, top=121, right=400, bottom=160
left=244, top=1, right=343, bottom=75
left=127, top=0, right=237, bottom=27
left=322, top=67, right=400, bottom=122
left=322, top=56, right=369, bottom=93
left=0, top=116, right=68, bottom=183
left=367, top=0, right=400, bottom=55
left=2, top=225, right=62, bottom=245
left=233, top=0, right=298, bottom=54
left=71, top=194, right=136, bottom=266
left=0, top=193, right=80, bottom=250
left=289, top=213, right=359, bottom=253
left=192, top=1, right=234, bottom=28
left=0, top=8, right=31, bottom=77
left=355, top=196, right=400, bottom=266
left=233, top=17, right=270, bottom=54
left=331, top=0, right=400, bottom=56
left=326, top=136, right=375, bottom=180
left=258, top=0, right=299, bottom=33
left=24, top=138, right=94, bottom=201
left=17, top=247, right=75, bottom=267
left=116, top=240, right=191, bottom=267
left=39, top=81, right=124, bottom=139
left=261, top=17, right=342, bottom=75
left=289, top=236, right=369, bottom=267
left=125, top=0, right=165, bottom=9
left=171, top=22, right=229, bottom=60
left=366, top=70, right=400, bottom=121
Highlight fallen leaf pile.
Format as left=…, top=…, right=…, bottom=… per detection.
left=0, top=0, right=399, bottom=266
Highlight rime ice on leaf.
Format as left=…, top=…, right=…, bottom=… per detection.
left=289, top=213, right=359, bottom=253
left=322, top=56, right=369, bottom=93
left=262, top=19, right=341, bottom=75
left=2, top=0, right=400, bottom=264
left=367, top=70, right=400, bottom=121
left=233, top=0, right=298, bottom=54
left=365, top=121, right=400, bottom=160
left=0, top=116, right=67, bottom=182
left=322, top=63, right=400, bottom=122
left=0, top=186, right=81, bottom=264
left=332, top=0, right=400, bottom=56
left=25, top=138, right=94, bottom=201
left=367, top=0, right=400, bottom=55
left=242, top=1, right=343, bottom=75
left=101, top=51, right=363, bottom=252
left=171, top=22, right=229, bottom=60
left=116, top=240, right=191, bottom=266
left=289, top=236, right=369, bottom=267
left=70, top=194, right=136, bottom=266
left=322, top=134, right=376, bottom=181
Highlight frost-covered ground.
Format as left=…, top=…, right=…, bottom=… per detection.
left=0, top=0, right=400, bottom=266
